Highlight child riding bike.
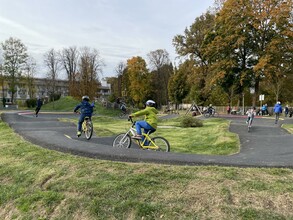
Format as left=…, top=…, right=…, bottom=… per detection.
left=246, top=106, right=256, bottom=128
left=129, top=100, right=158, bottom=142
left=73, top=95, right=95, bottom=137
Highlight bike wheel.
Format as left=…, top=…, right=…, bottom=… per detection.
left=204, top=112, right=210, bottom=118
left=85, top=121, right=93, bottom=140
left=112, top=133, right=132, bottom=148
left=150, top=137, right=170, bottom=152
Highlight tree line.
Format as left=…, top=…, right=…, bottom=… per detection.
left=110, top=0, right=292, bottom=108
left=1, top=0, right=292, bottom=108
left=0, top=38, right=104, bottom=104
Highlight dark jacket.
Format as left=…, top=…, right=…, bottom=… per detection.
left=36, top=99, right=43, bottom=108
left=74, top=101, right=94, bottom=115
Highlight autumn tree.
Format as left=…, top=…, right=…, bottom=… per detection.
left=173, top=11, right=215, bottom=104
left=77, top=47, right=104, bottom=99
left=204, top=0, right=293, bottom=106
left=147, top=49, right=172, bottom=107
left=1, top=37, right=28, bottom=103
left=126, top=56, right=151, bottom=106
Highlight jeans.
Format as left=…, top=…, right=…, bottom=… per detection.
left=135, top=121, right=156, bottom=145
left=78, top=114, right=91, bottom=131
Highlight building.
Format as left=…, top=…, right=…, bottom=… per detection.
left=0, top=77, right=111, bottom=106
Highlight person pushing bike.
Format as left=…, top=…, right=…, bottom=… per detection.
left=129, top=100, right=158, bottom=141
left=74, top=95, right=95, bottom=137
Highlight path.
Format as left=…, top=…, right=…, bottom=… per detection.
left=1, top=111, right=293, bottom=168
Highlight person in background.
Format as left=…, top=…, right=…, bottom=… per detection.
left=273, top=101, right=282, bottom=124
left=227, top=105, right=231, bottom=114
left=74, top=95, right=95, bottom=137
left=129, top=100, right=158, bottom=143
left=284, top=105, right=289, bottom=117
left=246, top=106, right=256, bottom=128
left=35, top=98, right=43, bottom=117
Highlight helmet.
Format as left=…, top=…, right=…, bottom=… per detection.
left=277, top=101, right=281, bottom=104
left=146, top=100, right=156, bottom=107
left=209, top=104, right=212, bottom=107
left=82, top=95, right=89, bottom=101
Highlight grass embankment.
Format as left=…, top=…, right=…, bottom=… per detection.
left=1, top=120, right=293, bottom=219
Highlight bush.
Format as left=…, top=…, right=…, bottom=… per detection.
left=180, top=116, right=203, bottom=128
left=26, top=99, right=37, bottom=108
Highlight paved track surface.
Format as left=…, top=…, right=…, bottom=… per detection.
left=2, top=111, right=293, bottom=168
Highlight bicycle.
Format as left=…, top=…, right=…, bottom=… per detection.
left=247, top=116, right=253, bottom=132
left=119, top=109, right=131, bottom=119
left=112, top=117, right=170, bottom=152
left=204, top=109, right=219, bottom=118
left=76, top=112, right=93, bottom=140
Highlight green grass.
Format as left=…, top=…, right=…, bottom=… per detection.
left=1, top=120, right=293, bottom=219
left=282, top=123, right=293, bottom=134
left=41, top=96, right=80, bottom=111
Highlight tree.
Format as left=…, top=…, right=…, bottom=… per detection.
left=147, top=49, right=172, bottom=106
left=168, top=62, right=190, bottom=108
left=24, top=56, right=36, bottom=99
left=77, top=47, right=104, bottom=99
left=1, top=37, right=28, bottom=104
left=173, top=12, right=216, bottom=103
left=204, top=0, right=293, bottom=106
left=44, top=48, right=61, bottom=104
left=114, top=61, right=127, bottom=98
left=60, top=47, right=79, bottom=96
left=126, top=56, right=151, bottom=106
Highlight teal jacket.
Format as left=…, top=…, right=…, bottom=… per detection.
left=131, top=107, right=158, bottom=129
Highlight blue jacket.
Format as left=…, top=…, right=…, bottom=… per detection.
left=273, top=103, right=282, bottom=113
left=74, top=101, right=94, bottom=116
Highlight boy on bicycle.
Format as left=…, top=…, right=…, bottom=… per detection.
left=74, top=95, right=95, bottom=137
left=246, top=106, right=256, bottom=127
left=129, top=100, right=158, bottom=141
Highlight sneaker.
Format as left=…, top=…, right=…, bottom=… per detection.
left=132, top=135, right=142, bottom=140
left=77, top=131, right=81, bottom=137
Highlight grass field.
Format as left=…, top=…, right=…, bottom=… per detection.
left=1, top=119, right=293, bottom=219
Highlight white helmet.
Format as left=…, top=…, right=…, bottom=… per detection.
left=146, top=100, right=156, bottom=106
left=277, top=101, right=281, bottom=104
left=82, top=95, right=89, bottom=101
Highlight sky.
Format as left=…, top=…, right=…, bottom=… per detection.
left=0, top=0, right=215, bottom=79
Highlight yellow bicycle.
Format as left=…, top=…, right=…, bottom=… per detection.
left=112, top=118, right=170, bottom=152
left=76, top=112, right=93, bottom=140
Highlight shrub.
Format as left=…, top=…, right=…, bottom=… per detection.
left=26, top=99, right=37, bottom=108
left=180, top=116, right=203, bottom=127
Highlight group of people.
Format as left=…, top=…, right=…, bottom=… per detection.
left=74, top=96, right=158, bottom=141
left=245, top=101, right=291, bottom=127
left=74, top=96, right=293, bottom=137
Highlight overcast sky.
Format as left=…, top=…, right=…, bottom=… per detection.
left=0, top=0, right=214, bottom=79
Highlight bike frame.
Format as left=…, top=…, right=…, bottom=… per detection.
left=127, top=119, right=159, bottom=150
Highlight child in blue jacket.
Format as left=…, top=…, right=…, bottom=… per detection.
left=74, top=96, right=94, bottom=137
left=273, top=101, right=282, bottom=124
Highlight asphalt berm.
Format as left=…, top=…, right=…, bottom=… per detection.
left=2, top=111, right=293, bottom=168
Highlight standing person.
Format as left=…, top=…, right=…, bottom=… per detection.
left=227, top=105, right=231, bottom=114
left=273, top=101, right=282, bottom=124
left=35, top=98, right=43, bottom=117
left=284, top=105, right=289, bottom=117
left=73, top=95, right=95, bottom=137
left=246, top=106, right=256, bottom=128
left=129, top=100, right=158, bottom=142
